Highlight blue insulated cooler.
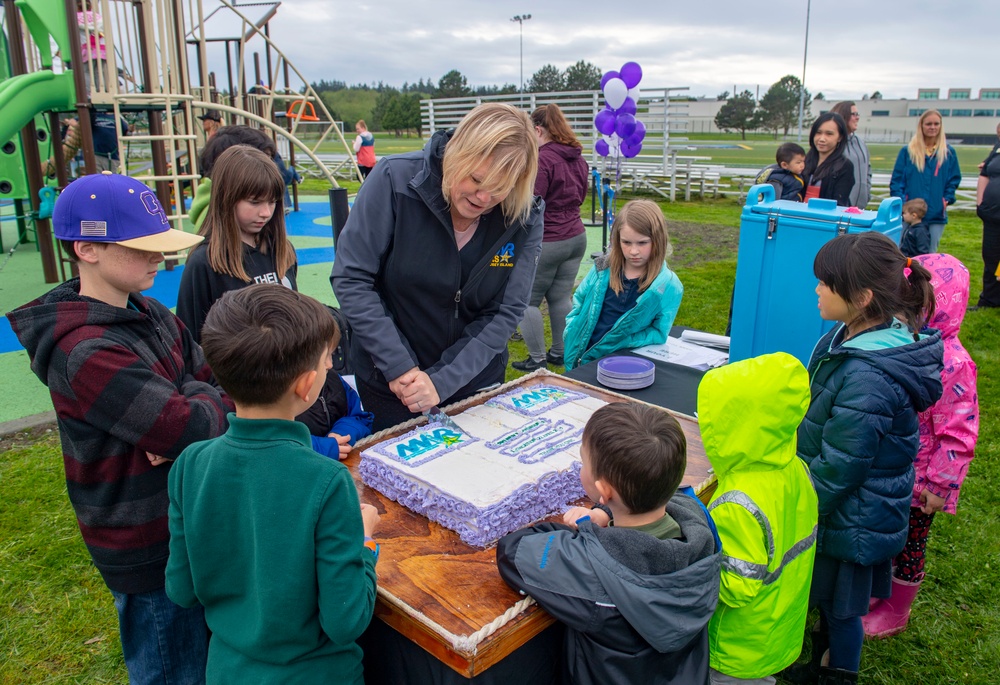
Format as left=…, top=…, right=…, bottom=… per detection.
left=730, top=184, right=902, bottom=366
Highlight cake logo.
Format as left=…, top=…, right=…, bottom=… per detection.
left=373, top=427, right=479, bottom=467
left=487, top=385, right=589, bottom=417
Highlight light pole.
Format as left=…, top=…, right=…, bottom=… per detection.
left=511, top=14, right=531, bottom=104
left=796, top=0, right=811, bottom=141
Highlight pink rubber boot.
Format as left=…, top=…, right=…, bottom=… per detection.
left=862, top=576, right=922, bottom=638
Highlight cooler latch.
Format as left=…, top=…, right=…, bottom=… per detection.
left=767, top=215, right=778, bottom=240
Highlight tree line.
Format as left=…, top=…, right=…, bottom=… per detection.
left=714, top=75, right=815, bottom=139
left=310, top=61, right=603, bottom=137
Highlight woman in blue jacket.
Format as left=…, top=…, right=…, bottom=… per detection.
left=889, top=109, right=962, bottom=252
left=564, top=200, right=682, bottom=370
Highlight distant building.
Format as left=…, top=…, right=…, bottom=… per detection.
left=683, top=88, right=1000, bottom=143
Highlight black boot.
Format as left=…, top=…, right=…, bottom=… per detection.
left=817, top=666, right=858, bottom=685
left=780, top=629, right=828, bottom=684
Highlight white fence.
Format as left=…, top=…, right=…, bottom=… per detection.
left=420, top=88, right=692, bottom=170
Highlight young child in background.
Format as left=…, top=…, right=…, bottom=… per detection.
left=863, top=253, right=978, bottom=638
left=166, top=284, right=379, bottom=684
left=698, top=352, right=817, bottom=685
left=177, top=144, right=372, bottom=458
left=563, top=199, right=683, bottom=370
left=6, top=173, right=232, bottom=683
left=755, top=142, right=807, bottom=201
left=899, top=198, right=931, bottom=258
left=788, top=232, right=943, bottom=685
left=497, top=402, right=720, bottom=685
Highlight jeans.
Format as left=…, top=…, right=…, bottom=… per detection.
left=519, top=232, right=588, bottom=361
left=111, top=587, right=208, bottom=685
left=928, top=222, right=945, bottom=252
left=819, top=608, right=863, bottom=672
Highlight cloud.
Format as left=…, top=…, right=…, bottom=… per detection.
left=233, top=0, right=994, bottom=100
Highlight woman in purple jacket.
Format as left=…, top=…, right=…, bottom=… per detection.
left=513, top=104, right=590, bottom=371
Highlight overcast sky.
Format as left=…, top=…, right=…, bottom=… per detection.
left=228, top=0, right=993, bottom=101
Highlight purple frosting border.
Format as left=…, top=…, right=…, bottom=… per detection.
left=360, top=456, right=584, bottom=548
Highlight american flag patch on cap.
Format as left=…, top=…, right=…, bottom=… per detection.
left=80, top=221, right=107, bottom=236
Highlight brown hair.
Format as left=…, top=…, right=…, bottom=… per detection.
left=903, top=198, right=928, bottom=221
left=608, top=199, right=671, bottom=295
left=813, top=232, right=936, bottom=335
left=830, top=101, right=856, bottom=126
left=531, top=103, right=582, bottom=149
left=441, top=103, right=538, bottom=225
left=201, top=284, right=339, bottom=406
left=583, top=402, right=686, bottom=515
left=199, top=145, right=296, bottom=282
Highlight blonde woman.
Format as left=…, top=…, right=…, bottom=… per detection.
left=333, top=103, right=542, bottom=430
left=889, top=110, right=962, bottom=251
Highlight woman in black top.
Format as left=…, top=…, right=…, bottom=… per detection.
left=975, top=122, right=1000, bottom=308
left=802, top=112, right=855, bottom=207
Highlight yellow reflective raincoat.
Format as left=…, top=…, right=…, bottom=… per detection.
left=699, top=352, right=818, bottom=679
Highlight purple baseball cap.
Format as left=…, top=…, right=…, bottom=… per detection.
left=53, top=172, right=203, bottom=253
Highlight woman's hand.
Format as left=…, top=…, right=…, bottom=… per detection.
left=389, top=367, right=440, bottom=413
left=919, top=488, right=946, bottom=515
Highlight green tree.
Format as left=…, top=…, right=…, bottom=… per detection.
left=527, top=64, right=565, bottom=93
left=370, top=88, right=400, bottom=131
left=758, top=75, right=810, bottom=136
left=563, top=60, right=601, bottom=91
left=714, top=90, right=758, bottom=139
left=435, top=70, right=470, bottom=98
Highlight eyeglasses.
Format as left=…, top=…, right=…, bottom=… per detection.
left=850, top=112, right=861, bottom=118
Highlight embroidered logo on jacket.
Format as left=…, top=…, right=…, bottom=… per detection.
left=490, top=242, right=515, bottom=267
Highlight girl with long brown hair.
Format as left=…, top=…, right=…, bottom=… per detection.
left=177, top=145, right=296, bottom=343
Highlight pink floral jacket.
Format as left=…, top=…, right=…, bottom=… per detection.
left=913, top=254, right=979, bottom=514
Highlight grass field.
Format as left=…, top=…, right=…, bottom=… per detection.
left=2, top=188, right=997, bottom=682
left=319, top=132, right=992, bottom=177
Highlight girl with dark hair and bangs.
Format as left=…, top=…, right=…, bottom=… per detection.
left=178, top=144, right=373, bottom=459
left=802, top=112, right=854, bottom=206
left=786, top=232, right=943, bottom=685
left=178, top=145, right=296, bottom=343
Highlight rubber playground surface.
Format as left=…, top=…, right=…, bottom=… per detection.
left=0, top=195, right=606, bottom=427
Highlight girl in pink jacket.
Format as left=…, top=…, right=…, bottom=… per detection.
left=863, top=252, right=979, bottom=638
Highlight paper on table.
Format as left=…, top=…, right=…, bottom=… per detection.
left=679, top=329, right=731, bottom=351
left=632, top=337, right=729, bottom=370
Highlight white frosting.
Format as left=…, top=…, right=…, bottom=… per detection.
left=360, top=385, right=607, bottom=546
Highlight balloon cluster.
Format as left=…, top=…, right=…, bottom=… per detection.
left=594, top=62, right=645, bottom=159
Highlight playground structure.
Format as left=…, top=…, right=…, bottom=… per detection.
left=0, top=0, right=357, bottom=283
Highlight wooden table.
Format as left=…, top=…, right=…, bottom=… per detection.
left=345, top=372, right=714, bottom=679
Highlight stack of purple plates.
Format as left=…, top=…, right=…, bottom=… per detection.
left=596, top=356, right=655, bottom=390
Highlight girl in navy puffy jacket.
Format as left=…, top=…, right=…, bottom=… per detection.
left=787, top=233, right=943, bottom=685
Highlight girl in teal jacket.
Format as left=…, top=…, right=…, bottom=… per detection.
left=564, top=199, right=683, bottom=370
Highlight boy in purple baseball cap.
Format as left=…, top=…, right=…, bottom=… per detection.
left=6, top=172, right=232, bottom=684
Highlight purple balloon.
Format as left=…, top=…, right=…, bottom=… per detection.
left=619, top=62, right=643, bottom=89
left=600, top=70, right=620, bottom=91
left=595, top=139, right=610, bottom=157
left=617, top=97, right=637, bottom=117
left=594, top=109, right=616, bottom=136
left=626, top=120, right=647, bottom=146
left=620, top=140, right=643, bottom=158
left=615, top=113, right=637, bottom=139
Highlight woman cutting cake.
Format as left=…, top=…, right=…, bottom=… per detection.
left=332, top=103, right=542, bottom=431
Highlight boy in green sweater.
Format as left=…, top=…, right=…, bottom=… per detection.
left=165, top=284, right=379, bottom=683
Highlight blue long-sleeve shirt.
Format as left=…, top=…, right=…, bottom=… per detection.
left=309, top=378, right=373, bottom=459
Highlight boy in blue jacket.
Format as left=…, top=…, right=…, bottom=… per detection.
left=755, top=143, right=806, bottom=201
left=497, top=402, right=720, bottom=685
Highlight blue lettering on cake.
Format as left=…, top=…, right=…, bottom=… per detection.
left=396, top=428, right=464, bottom=461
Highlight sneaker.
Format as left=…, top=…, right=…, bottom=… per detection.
left=545, top=351, right=564, bottom=366
left=512, top=357, right=547, bottom=372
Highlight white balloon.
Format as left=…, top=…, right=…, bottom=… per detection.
left=627, top=86, right=641, bottom=103
left=603, top=78, right=628, bottom=110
